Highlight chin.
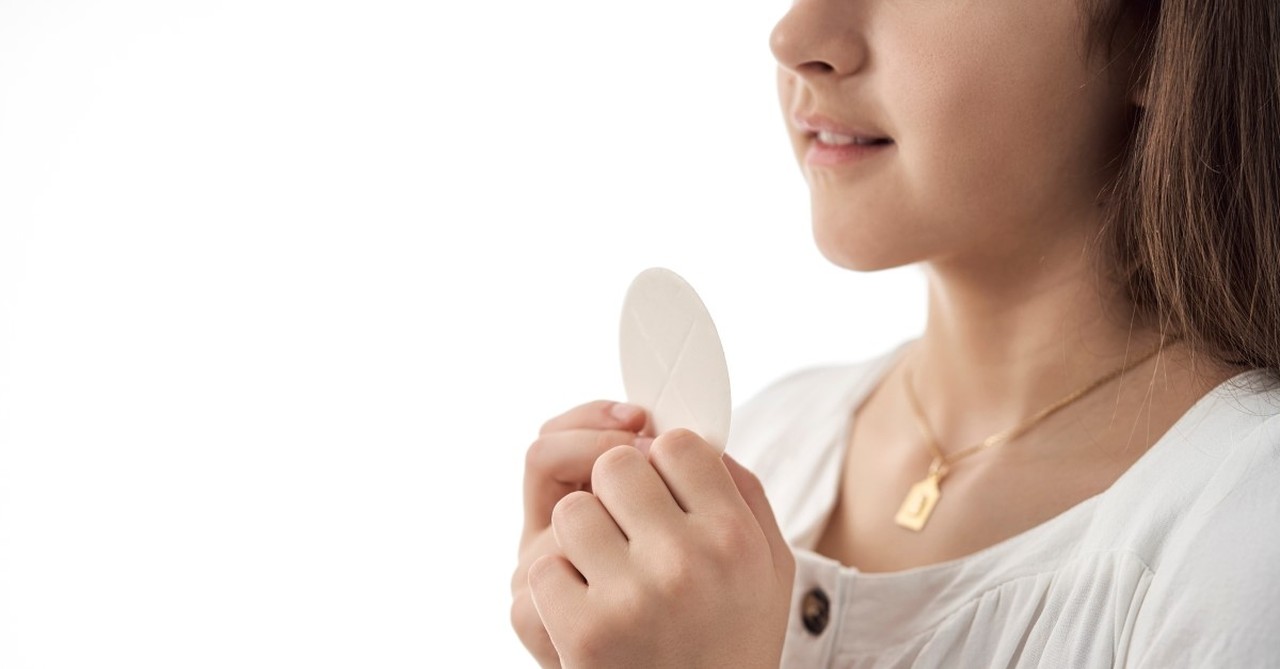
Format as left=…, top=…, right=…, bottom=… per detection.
left=810, top=202, right=923, bottom=272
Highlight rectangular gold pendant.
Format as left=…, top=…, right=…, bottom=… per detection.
left=894, top=474, right=941, bottom=532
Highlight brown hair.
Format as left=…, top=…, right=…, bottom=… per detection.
left=1084, top=0, right=1280, bottom=379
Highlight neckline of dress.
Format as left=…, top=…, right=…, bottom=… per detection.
left=806, top=338, right=1267, bottom=580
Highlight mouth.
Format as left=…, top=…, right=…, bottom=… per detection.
left=794, top=114, right=894, bottom=167
left=793, top=115, right=896, bottom=142
left=797, top=119, right=895, bottom=168
left=811, top=130, right=894, bottom=148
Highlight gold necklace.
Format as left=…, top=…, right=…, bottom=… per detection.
left=893, top=339, right=1174, bottom=532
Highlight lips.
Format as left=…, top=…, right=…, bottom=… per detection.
left=794, top=114, right=894, bottom=147
left=814, top=130, right=891, bottom=146
left=794, top=113, right=894, bottom=167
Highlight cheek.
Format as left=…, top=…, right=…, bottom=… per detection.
left=792, top=2, right=1129, bottom=270
left=898, top=46, right=1032, bottom=201
left=891, top=57, right=1028, bottom=233
left=804, top=16, right=1049, bottom=269
left=885, top=7, right=1116, bottom=228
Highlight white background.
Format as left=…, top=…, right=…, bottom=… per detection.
left=0, top=1, right=923, bottom=666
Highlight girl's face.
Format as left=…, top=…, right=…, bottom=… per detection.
left=772, top=0, right=1138, bottom=271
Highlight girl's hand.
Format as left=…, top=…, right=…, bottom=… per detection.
left=511, top=400, right=653, bottom=668
left=528, top=428, right=796, bottom=669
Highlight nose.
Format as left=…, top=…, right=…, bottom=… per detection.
left=770, top=0, right=867, bottom=78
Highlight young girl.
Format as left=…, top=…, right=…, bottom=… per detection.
left=512, top=0, right=1280, bottom=666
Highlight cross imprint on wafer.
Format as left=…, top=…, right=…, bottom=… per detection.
left=619, top=268, right=732, bottom=453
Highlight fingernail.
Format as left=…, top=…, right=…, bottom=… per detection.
left=634, top=437, right=654, bottom=454
left=610, top=402, right=644, bottom=424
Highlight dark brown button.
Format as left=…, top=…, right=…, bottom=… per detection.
left=801, top=587, right=830, bottom=635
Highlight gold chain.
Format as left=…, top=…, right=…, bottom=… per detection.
left=893, top=337, right=1176, bottom=532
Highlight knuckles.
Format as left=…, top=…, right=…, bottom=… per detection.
left=653, top=427, right=705, bottom=451
left=550, top=489, right=596, bottom=530
left=647, top=428, right=711, bottom=466
left=522, top=411, right=795, bottom=665
left=524, top=436, right=551, bottom=475
left=701, top=522, right=757, bottom=561
left=538, top=400, right=615, bottom=435
left=595, top=428, right=633, bottom=454
left=525, top=553, right=562, bottom=591
left=590, top=443, right=645, bottom=490
left=648, top=550, right=701, bottom=603
left=525, top=430, right=638, bottom=479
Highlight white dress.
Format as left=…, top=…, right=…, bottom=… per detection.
left=726, top=341, right=1280, bottom=668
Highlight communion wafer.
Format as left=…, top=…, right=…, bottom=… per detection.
left=619, top=268, right=731, bottom=453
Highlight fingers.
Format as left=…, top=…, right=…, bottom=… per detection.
left=646, top=429, right=743, bottom=516
left=550, top=490, right=628, bottom=582
left=591, top=445, right=684, bottom=540
left=524, top=428, right=646, bottom=531
left=527, top=554, right=588, bottom=645
left=540, top=400, right=647, bottom=435
left=512, top=528, right=566, bottom=667
left=510, top=586, right=561, bottom=668
left=723, top=453, right=795, bottom=580
left=515, top=399, right=650, bottom=667
left=514, top=529, right=559, bottom=593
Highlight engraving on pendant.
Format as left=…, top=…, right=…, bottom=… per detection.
left=894, top=475, right=941, bottom=532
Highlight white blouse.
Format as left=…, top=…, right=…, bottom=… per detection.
left=726, top=342, right=1280, bottom=668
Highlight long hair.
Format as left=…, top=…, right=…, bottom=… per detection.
left=1085, top=0, right=1280, bottom=378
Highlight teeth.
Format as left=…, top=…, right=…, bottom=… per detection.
left=816, top=130, right=882, bottom=146
left=817, top=131, right=855, bottom=145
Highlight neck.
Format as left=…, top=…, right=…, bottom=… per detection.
left=906, top=226, right=1173, bottom=452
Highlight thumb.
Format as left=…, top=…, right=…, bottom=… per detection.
left=721, top=452, right=795, bottom=579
